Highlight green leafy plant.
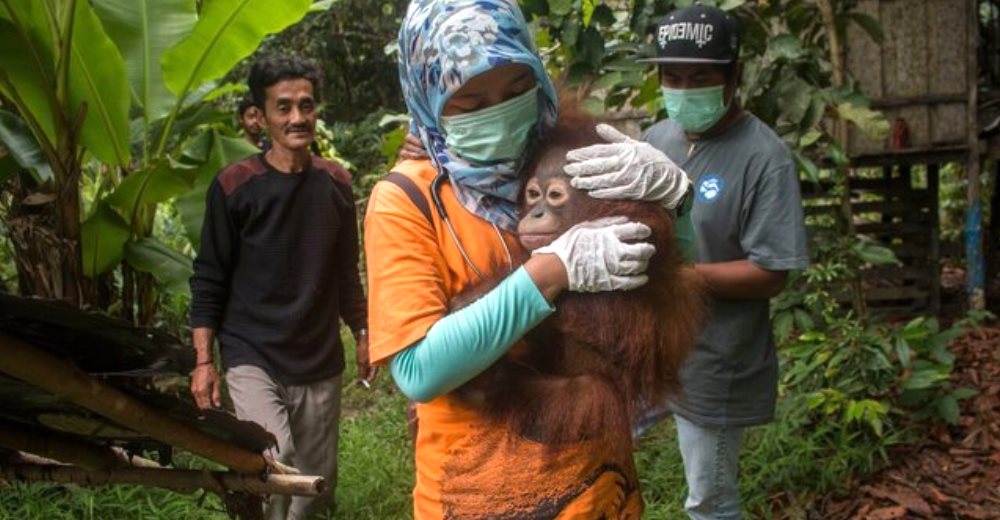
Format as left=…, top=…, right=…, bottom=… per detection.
left=0, top=0, right=316, bottom=322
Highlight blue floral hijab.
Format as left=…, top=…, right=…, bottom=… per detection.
left=398, top=0, right=559, bottom=231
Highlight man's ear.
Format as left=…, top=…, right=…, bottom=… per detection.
left=726, top=62, right=742, bottom=103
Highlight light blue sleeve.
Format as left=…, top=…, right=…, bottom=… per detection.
left=389, top=266, right=555, bottom=403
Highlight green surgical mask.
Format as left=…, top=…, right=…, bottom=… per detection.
left=661, top=85, right=730, bottom=133
left=441, top=86, right=539, bottom=163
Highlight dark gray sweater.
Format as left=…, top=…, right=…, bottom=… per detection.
left=189, top=153, right=367, bottom=384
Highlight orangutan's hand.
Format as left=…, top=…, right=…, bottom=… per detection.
left=399, top=133, right=429, bottom=160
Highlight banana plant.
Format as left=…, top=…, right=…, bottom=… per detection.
left=0, top=0, right=131, bottom=303
left=0, top=0, right=314, bottom=319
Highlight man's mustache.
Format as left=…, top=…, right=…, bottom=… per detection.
left=287, top=125, right=312, bottom=134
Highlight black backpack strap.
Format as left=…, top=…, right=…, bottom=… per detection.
left=383, top=171, right=433, bottom=225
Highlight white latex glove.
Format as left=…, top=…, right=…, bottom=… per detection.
left=564, top=124, right=692, bottom=210
left=533, top=216, right=656, bottom=293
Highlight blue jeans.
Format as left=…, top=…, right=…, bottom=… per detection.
left=675, top=414, right=744, bottom=520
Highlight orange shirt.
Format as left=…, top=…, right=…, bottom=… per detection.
left=364, top=159, right=642, bottom=519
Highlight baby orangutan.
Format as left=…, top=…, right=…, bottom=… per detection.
left=454, top=111, right=705, bottom=453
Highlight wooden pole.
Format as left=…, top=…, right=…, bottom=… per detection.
left=8, top=450, right=163, bottom=469
left=0, top=420, right=126, bottom=470
left=0, top=333, right=268, bottom=475
left=966, top=0, right=985, bottom=310
left=817, top=0, right=867, bottom=319
left=0, top=463, right=325, bottom=497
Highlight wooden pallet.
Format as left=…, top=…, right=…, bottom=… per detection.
left=800, top=163, right=942, bottom=317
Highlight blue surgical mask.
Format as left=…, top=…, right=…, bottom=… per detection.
left=440, top=86, right=540, bottom=163
left=661, top=85, right=730, bottom=133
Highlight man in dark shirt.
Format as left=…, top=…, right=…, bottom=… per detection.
left=236, top=97, right=264, bottom=148
left=189, top=55, right=371, bottom=519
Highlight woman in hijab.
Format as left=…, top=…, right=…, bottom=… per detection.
left=364, top=1, right=689, bottom=517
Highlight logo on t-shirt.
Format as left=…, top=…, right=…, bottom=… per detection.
left=697, top=175, right=724, bottom=203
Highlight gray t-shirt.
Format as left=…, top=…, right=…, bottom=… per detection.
left=643, top=114, right=809, bottom=427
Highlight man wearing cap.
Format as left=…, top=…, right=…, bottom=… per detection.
left=638, top=3, right=809, bottom=519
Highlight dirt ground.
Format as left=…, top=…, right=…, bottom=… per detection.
left=811, top=325, right=1000, bottom=519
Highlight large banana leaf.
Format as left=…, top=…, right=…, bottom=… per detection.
left=92, top=0, right=197, bottom=125
left=104, top=161, right=191, bottom=227
left=124, top=237, right=193, bottom=292
left=161, top=0, right=312, bottom=102
left=68, top=0, right=131, bottom=166
left=0, top=13, right=57, bottom=145
left=0, top=109, right=54, bottom=182
left=174, top=130, right=257, bottom=250
left=81, top=201, right=131, bottom=277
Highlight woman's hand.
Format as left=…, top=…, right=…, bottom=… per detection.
left=532, top=216, right=655, bottom=293
left=564, top=124, right=691, bottom=210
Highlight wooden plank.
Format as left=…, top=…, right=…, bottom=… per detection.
left=890, top=241, right=944, bottom=258
left=871, top=94, right=967, bottom=108
left=853, top=200, right=933, bottom=215
left=850, top=146, right=970, bottom=167
left=802, top=177, right=931, bottom=195
left=862, top=285, right=931, bottom=301
left=803, top=204, right=840, bottom=216
left=863, top=265, right=935, bottom=280
left=855, top=222, right=932, bottom=235
left=870, top=304, right=930, bottom=318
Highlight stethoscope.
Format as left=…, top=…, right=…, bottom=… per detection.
left=430, top=172, right=514, bottom=281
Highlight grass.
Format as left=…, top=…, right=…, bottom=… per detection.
left=0, top=331, right=898, bottom=519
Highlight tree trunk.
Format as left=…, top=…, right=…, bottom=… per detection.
left=816, top=0, right=868, bottom=319
left=4, top=172, right=80, bottom=303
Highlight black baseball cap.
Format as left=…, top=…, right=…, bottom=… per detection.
left=638, top=3, right=741, bottom=65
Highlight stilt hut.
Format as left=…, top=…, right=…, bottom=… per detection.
left=821, top=0, right=993, bottom=315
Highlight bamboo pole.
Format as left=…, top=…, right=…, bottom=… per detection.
left=8, top=448, right=163, bottom=470
left=0, top=463, right=325, bottom=497
left=0, top=333, right=268, bottom=475
left=0, top=420, right=125, bottom=470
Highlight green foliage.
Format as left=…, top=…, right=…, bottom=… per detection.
left=244, top=0, right=408, bottom=123
left=762, top=159, right=986, bottom=511
left=80, top=202, right=131, bottom=277
left=171, top=129, right=258, bottom=250
left=125, top=237, right=194, bottom=294
left=0, top=0, right=132, bottom=167
left=68, top=0, right=133, bottom=167
left=92, top=0, right=198, bottom=139
left=161, top=0, right=311, bottom=106
left=0, top=0, right=314, bottom=319
left=632, top=421, right=688, bottom=518
left=327, top=110, right=409, bottom=204
left=0, top=109, right=52, bottom=182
